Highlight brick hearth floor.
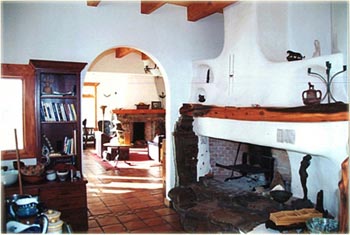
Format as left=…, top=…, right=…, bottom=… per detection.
left=83, top=149, right=184, bottom=233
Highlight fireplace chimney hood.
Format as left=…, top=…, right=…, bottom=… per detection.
left=184, top=1, right=348, bottom=219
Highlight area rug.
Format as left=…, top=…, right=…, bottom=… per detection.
left=88, top=148, right=161, bottom=171
left=90, top=152, right=116, bottom=171
left=116, top=148, right=162, bottom=169
left=128, top=148, right=152, bottom=161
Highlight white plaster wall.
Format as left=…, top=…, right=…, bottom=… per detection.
left=257, top=1, right=289, bottom=62
left=85, top=72, right=161, bottom=120
left=287, top=1, right=332, bottom=58
left=1, top=1, right=225, bottom=195
left=331, top=1, right=348, bottom=58
left=190, top=1, right=347, bottom=107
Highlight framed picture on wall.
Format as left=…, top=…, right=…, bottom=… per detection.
left=151, top=101, right=162, bottom=109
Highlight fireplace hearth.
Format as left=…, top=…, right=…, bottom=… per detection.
left=169, top=177, right=283, bottom=233
left=170, top=111, right=337, bottom=233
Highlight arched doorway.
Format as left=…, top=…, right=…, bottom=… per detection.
left=83, top=47, right=166, bottom=130
left=82, top=46, right=168, bottom=200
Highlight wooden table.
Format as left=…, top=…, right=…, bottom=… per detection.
left=103, top=143, right=133, bottom=162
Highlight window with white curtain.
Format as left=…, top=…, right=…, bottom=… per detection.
left=0, top=78, right=24, bottom=150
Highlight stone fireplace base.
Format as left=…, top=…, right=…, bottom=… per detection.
left=169, top=176, right=283, bottom=233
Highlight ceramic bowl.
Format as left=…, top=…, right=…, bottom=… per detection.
left=56, top=170, right=69, bottom=182
left=1, top=170, right=18, bottom=186
left=20, top=164, right=45, bottom=184
left=20, top=164, right=45, bottom=176
left=306, top=217, right=339, bottom=233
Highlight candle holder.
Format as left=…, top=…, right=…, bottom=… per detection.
left=307, top=61, right=347, bottom=103
left=100, top=105, right=107, bottom=133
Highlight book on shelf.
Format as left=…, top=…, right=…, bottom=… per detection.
left=53, top=103, right=61, bottom=121
left=40, top=101, right=77, bottom=122
left=63, top=136, right=74, bottom=155
left=63, top=131, right=76, bottom=155
left=41, top=101, right=55, bottom=122
left=70, top=103, right=77, bottom=121
left=63, top=104, right=72, bottom=121
left=60, top=103, right=68, bottom=121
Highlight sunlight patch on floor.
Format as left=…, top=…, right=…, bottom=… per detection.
left=96, top=181, right=163, bottom=189
left=100, top=189, right=134, bottom=194
left=97, top=175, right=162, bottom=181
left=87, top=188, right=100, bottom=193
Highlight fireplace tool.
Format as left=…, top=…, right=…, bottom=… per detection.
left=307, top=61, right=347, bottom=104
left=216, top=143, right=274, bottom=184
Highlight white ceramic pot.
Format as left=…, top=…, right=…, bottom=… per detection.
left=47, top=219, right=63, bottom=233
left=46, top=170, right=56, bottom=181
left=56, top=170, right=69, bottom=182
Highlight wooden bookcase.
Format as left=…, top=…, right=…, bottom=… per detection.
left=28, top=59, right=88, bottom=231
left=30, top=59, right=87, bottom=172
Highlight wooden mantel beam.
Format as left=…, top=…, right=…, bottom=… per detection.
left=187, top=1, right=235, bottom=21
left=141, top=1, right=167, bottom=14
left=180, top=103, right=349, bottom=122
left=87, top=1, right=100, bottom=7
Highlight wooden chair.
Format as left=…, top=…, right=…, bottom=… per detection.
left=82, top=119, right=95, bottom=149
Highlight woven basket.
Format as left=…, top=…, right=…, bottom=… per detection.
left=136, top=104, right=150, bottom=109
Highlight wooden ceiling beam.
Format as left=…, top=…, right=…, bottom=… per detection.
left=87, top=1, right=100, bottom=7
left=141, top=1, right=167, bottom=14
left=115, top=47, right=150, bottom=60
left=187, top=1, right=235, bottom=21
left=115, top=47, right=136, bottom=58
left=141, top=53, right=150, bottom=60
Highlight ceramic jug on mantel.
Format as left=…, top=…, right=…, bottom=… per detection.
left=302, top=82, right=322, bottom=105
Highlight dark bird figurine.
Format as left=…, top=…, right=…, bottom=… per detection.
left=286, top=50, right=305, bottom=61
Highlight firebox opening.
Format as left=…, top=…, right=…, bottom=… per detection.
left=209, top=138, right=292, bottom=191
left=133, top=122, right=145, bottom=144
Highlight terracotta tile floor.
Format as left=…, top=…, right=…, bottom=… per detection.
left=82, top=149, right=184, bottom=233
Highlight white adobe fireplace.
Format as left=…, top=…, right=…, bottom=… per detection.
left=188, top=1, right=348, bottom=218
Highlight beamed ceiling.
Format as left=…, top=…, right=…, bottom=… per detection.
left=88, top=1, right=236, bottom=60
left=87, top=1, right=236, bottom=22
